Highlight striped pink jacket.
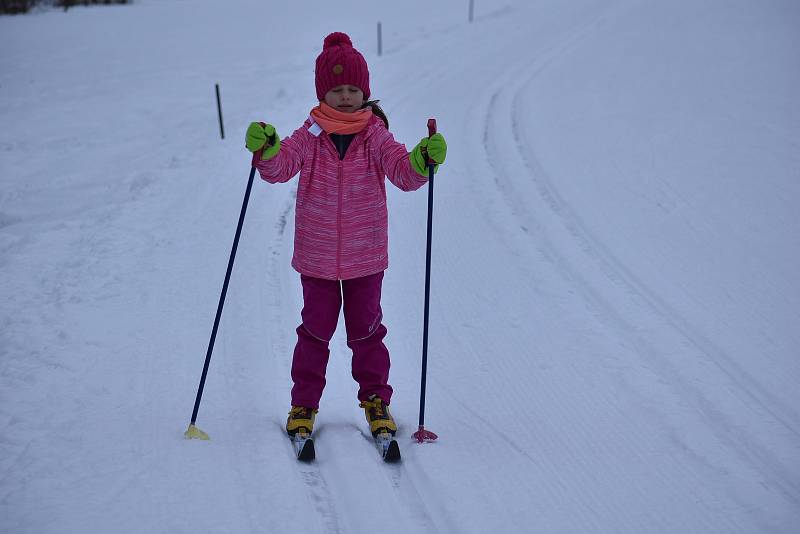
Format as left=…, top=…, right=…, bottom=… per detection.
left=255, top=114, right=428, bottom=280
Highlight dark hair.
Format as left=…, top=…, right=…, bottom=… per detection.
left=362, top=100, right=389, bottom=129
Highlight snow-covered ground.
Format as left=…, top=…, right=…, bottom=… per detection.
left=2, top=0, right=799, bottom=532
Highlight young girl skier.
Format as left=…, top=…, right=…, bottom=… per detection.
left=245, top=32, right=447, bottom=440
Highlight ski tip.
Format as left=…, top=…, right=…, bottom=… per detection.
left=383, top=439, right=401, bottom=463
left=297, top=438, right=315, bottom=462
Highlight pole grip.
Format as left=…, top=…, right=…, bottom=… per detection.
left=425, top=118, right=437, bottom=166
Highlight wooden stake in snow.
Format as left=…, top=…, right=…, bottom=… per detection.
left=469, top=0, right=475, bottom=23
left=377, top=21, right=383, bottom=57
left=215, top=83, right=225, bottom=140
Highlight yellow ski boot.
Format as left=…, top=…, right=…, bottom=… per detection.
left=286, top=406, right=317, bottom=436
left=360, top=395, right=397, bottom=436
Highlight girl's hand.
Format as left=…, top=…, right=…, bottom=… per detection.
left=409, top=133, right=447, bottom=176
left=246, top=122, right=281, bottom=160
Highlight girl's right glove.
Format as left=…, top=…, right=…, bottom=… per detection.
left=409, top=133, right=447, bottom=177
left=246, top=122, right=281, bottom=160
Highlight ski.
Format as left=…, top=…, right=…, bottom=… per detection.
left=290, top=427, right=398, bottom=462
left=374, top=431, right=401, bottom=463
left=291, top=432, right=315, bottom=462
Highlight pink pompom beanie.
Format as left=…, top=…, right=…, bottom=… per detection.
left=315, top=32, right=371, bottom=101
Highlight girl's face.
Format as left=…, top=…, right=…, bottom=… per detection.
left=324, top=84, right=364, bottom=113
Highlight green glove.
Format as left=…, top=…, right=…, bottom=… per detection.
left=245, top=122, right=281, bottom=160
left=409, top=133, right=447, bottom=177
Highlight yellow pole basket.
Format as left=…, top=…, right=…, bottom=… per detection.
left=184, top=424, right=210, bottom=440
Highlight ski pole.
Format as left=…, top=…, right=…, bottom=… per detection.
left=413, top=118, right=440, bottom=444
left=185, top=139, right=271, bottom=440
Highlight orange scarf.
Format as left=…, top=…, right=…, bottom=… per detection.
left=310, top=102, right=372, bottom=135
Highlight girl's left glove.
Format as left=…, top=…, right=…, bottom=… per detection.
left=409, top=133, right=447, bottom=177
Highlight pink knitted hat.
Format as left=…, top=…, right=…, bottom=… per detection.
left=315, top=32, right=371, bottom=101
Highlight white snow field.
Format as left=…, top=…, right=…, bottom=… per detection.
left=2, top=0, right=799, bottom=532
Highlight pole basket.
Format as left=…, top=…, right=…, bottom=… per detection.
left=412, top=425, right=438, bottom=443
left=184, top=424, right=210, bottom=440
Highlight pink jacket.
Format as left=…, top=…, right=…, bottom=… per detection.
left=255, top=114, right=428, bottom=280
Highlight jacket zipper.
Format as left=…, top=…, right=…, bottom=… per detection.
left=324, top=129, right=365, bottom=279
left=336, top=160, right=343, bottom=279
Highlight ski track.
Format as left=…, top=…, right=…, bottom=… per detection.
left=270, top=193, right=347, bottom=534
left=294, top=436, right=344, bottom=534
left=503, top=20, right=800, bottom=441
left=352, top=424, right=461, bottom=534
left=507, top=83, right=800, bottom=504
left=479, top=0, right=800, bottom=523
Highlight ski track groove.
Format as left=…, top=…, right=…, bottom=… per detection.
left=478, top=0, right=800, bottom=515
left=509, top=73, right=800, bottom=442
left=352, top=426, right=444, bottom=534
left=481, top=118, right=753, bottom=530
left=268, top=190, right=347, bottom=534
left=295, top=455, right=344, bottom=534
left=512, top=62, right=800, bottom=507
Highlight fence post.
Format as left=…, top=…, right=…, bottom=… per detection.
left=377, top=21, right=383, bottom=56
left=469, top=0, right=475, bottom=23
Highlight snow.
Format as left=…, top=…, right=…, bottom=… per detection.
left=2, top=0, right=799, bottom=532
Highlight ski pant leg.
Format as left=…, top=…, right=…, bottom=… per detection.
left=342, top=271, right=393, bottom=404
left=290, top=274, right=342, bottom=409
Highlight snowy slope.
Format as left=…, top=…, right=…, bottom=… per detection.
left=1, top=0, right=799, bottom=532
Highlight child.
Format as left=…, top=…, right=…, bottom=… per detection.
left=245, top=32, right=447, bottom=438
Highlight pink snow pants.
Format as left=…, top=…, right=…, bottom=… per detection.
left=291, top=271, right=393, bottom=409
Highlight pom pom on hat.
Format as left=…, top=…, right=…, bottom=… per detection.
left=323, top=32, right=353, bottom=49
left=315, top=32, right=370, bottom=101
